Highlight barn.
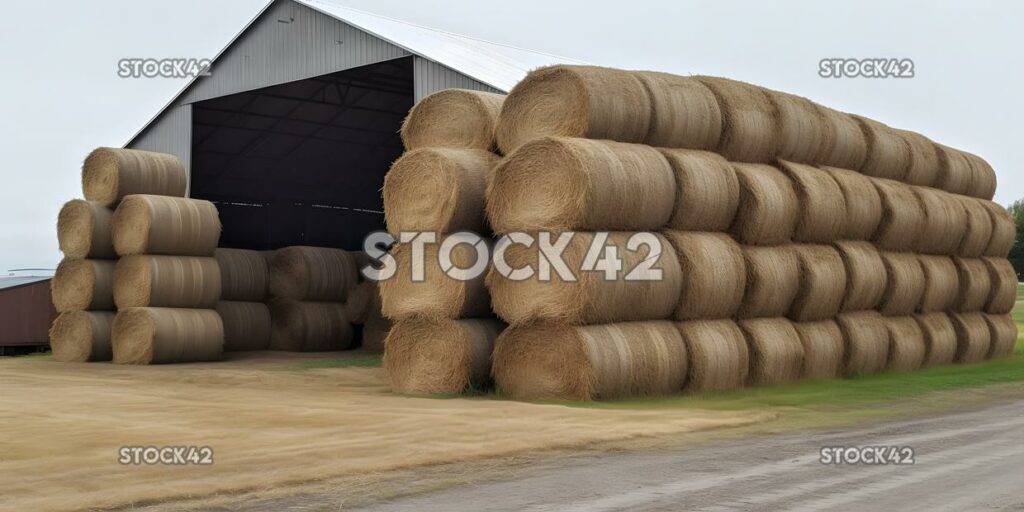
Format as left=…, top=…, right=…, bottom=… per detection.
left=0, top=276, right=56, bottom=354
left=127, top=0, right=581, bottom=251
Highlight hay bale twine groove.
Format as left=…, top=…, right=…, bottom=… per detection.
left=215, top=248, right=269, bottom=302
left=82, top=147, right=187, bottom=206
left=268, top=299, right=354, bottom=352
left=982, top=257, right=1017, bottom=314
left=635, top=71, right=722, bottom=150
left=49, top=311, right=115, bottom=362
left=957, top=197, right=994, bottom=257
left=269, top=246, right=357, bottom=302
left=897, top=130, right=941, bottom=187
left=51, top=258, right=115, bottom=312
left=792, top=320, right=845, bottom=379
left=767, top=91, right=830, bottom=164
left=914, top=187, right=968, bottom=255
left=872, top=179, right=926, bottom=252
left=982, top=201, right=1015, bottom=257
left=879, top=252, right=926, bottom=315
left=57, top=199, right=116, bottom=259
left=113, top=255, right=220, bottom=309
left=964, top=152, right=998, bottom=200
left=379, top=239, right=491, bottom=320
left=676, top=320, right=749, bottom=391
left=731, top=163, right=798, bottom=245
left=695, top=76, right=777, bottom=163
left=953, top=257, right=992, bottom=312
left=836, top=311, right=890, bottom=377
left=739, top=245, right=800, bottom=318
left=934, top=144, right=974, bottom=196
left=917, top=255, right=959, bottom=313
left=111, top=195, right=221, bottom=256
left=816, top=107, right=869, bottom=169
left=384, top=318, right=505, bottom=395
left=779, top=161, right=847, bottom=243
left=883, top=316, right=927, bottom=371
left=790, top=245, right=847, bottom=321
left=914, top=313, right=959, bottom=367
left=949, top=312, right=992, bottom=364
left=665, top=231, right=745, bottom=320
left=854, top=116, right=911, bottom=181
left=111, top=307, right=224, bottom=364
left=823, top=167, right=883, bottom=240
left=738, top=318, right=805, bottom=386
left=659, top=149, right=739, bottom=232
left=834, top=241, right=887, bottom=311
left=400, top=89, right=505, bottom=151
left=215, top=301, right=271, bottom=352
left=983, top=314, right=1017, bottom=359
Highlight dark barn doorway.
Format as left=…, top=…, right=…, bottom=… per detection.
left=190, top=57, right=413, bottom=250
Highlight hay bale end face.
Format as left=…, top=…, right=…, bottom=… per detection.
left=635, top=71, right=722, bottom=150
left=57, top=199, right=116, bottom=259
left=666, top=231, right=745, bottom=320
left=400, top=89, right=505, bottom=151
left=113, top=255, right=220, bottom=309
left=379, top=240, right=491, bottom=320
left=879, top=252, right=926, bottom=316
left=836, top=311, right=890, bottom=377
left=983, top=314, right=1017, bottom=359
left=268, top=299, right=354, bottom=352
left=954, top=257, right=992, bottom=312
left=676, top=320, right=749, bottom=392
left=215, top=248, right=269, bottom=302
left=779, top=161, right=847, bottom=243
left=269, top=246, right=357, bottom=302
left=731, top=163, right=798, bottom=246
left=949, top=312, right=992, bottom=364
left=854, top=116, right=911, bottom=181
left=384, top=318, right=505, bottom=395
left=883, top=316, right=926, bottom=371
left=215, top=301, right=271, bottom=352
left=111, top=195, right=221, bottom=256
left=983, top=257, right=1018, bottom=314
left=872, top=179, right=925, bottom=252
left=51, top=258, right=115, bottom=312
left=659, top=149, right=739, bottom=232
left=823, top=167, right=883, bottom=240
left=49, top=311, right=115, bottom=362
left=790, top=245, right=847, bottom=322
left=739, top=245, right=800, bottom=318
left=111, top=307, right=224, bottom=365
left=792, top=320, right=844, bottom=379
left=914, top=313, right=958, bottom=367
left=834, top=241, right=887, bottom=311
left=82, top=147, right=187, bottom=206
left=695, top=76, right=777, bottom=163
left=739, top=318, right=805, bottom=386
left=917, top=255, right=959, bottom=313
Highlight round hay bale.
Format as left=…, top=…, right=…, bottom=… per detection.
left=665, top=231, right=745, bottom=320
left=268, top=299, right=354, bottom=352
left=739, top=245, right=800, bottom=318
left=914, top=313, right=958, bottom=367
left=879, top=252, right=926, bottom=315
left=949, top=312, right=992, bottom=363
left=400, top=89, right=505, bottom=151
left=214, top=248, right=269, bottom=302
left=853, top=116, right=911, bottom=181
left=964, top=151, right=997, bottom=200
left=361, top=301, right=391, bottom=353
left=816, top=107, right=868, bottom=169
left=779, top=161, right=847, bottom=243
left=917, top=255, right=959, bottom=313
left=676, top=319, right=749, bottom=392
left=982, top=201, right=1015, bottom=257
left=215, top=301, right=271, bottom=352
left=822, top=167, right=883, bottom=240
left=635, top=71, right=722, bottom=150
left=486, top=137, right=674, bottom=233
left=934, top=144, right=973, bottom=195
left=384, top=148, right=500, bottom=236
left=957, top=197, right=994, bottom=257
left=835, top=311, right=890, bottom=377
left=113, top=255, right=220, bottom=309
left=790, top=245, right=847, bottom=321
left=897, top=130, right=940, bottom=187
left=695, top=76, right=777, bottom=162
left=49, top=311, right=115, bottom=362
left=345, top=280, right=377, bottom=325
left=738, top=318, right=804, bottom=386
left=82, top=147, right=187, bottom=206
left=379, top=239, right=491, bottom=320
left=495, top=65, right=652, bottom=154
left=659, top=149, right=739, bottom=232
left=983, top=314, right=1017, bottom=359
left=792, top=320, right=844, bottom=379
left=983, top=257, right=1017, bottom=314
left=954, top=257, right=992, bottom=312
left=492, top=321, right=687, bottom=401
left=384, top=318, right=505, bottom=395
left=111, top=195, right=220, bottom=256
left=57, top=199, right=116, bottom=259
left=913, top=187, right=967, bottom=255
left=872, top=179, right=926, bottom=251
left=883, top=316, right=926, bottom=371
left=111, top=307, right=224, bottom=364
left=269, top=246, right=357, bottom=302
left=768, top=91, right=830, bottom=164
left=834, top=241, right=886, bottom=311
left=487, top=232, right=682, bottom=325
left=731, top=163, right=798, bottom=245
left=51, top=258, right=115, bottom=312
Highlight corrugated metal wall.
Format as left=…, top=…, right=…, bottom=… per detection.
left=129, top=104, right=192, bottom=190
left=0, top=281, right=56, bottom=347
left=413, top=56, right=502, bottom=101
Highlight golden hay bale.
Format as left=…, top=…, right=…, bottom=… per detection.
left=913, top=187, right=967, bottom=255
left=964, top=151, right=998, bottom=200
left=816, top=107, right=868, bottom=169
left=695, top=77, right=777, bottom=163
left=790, top=245, right=847, bottom=321
left=379, top=240, right=491, bottom=320
left=215, top=301, right=271, bottom=352
left=738, top=318, right=805, bottom=386
left=495, top=65, right=652, bottom=154
left=878, top=252, right=926, bottom=315
left=659, top=149, right=739, bottom=232
left=767, top=91, right=830, bottom=164
left=113, top=255, right=220, bottom=309
left=883, top=316, right=926, bottom=371
left=983, top=257, right=1017, bottom=314
left=982, top=201, right=1015, bottom=258
left=487, top=137, right=674, bottom=233
left=214, top=248, right=268, bottom=302
left=739, top=245, right=799, bottom=318
left=835, top=311, right=890, bottom=377
left=792, top=320, right=844, bottom=379
left=914, top=313, right=958, bottom=367
left=822, top=167, right=883, bottom=240
left=400, top=89, right=505, bottom=151
left=267, top=299, right=354, bottom=352
left=983, top=314, right=1017, bottom=359
left=676, top=320, right=749, bottom=392
left=384, top=148, right=500, bottom=235
left=384, top=318, right=505, bottom=395
left=487, top=232, right=682, bottom=325
left=896, top=130, right=940, bottom=187
left=51, top=258, right=115, bottom=312
left=57, top=199, right=116, bottom=259
left=665, top=231, right=745, bottom=320
left=957, top=197, right=994, bottom=257
left=49, top=311, right=115, bottom=362
left=834, top=241, right=887, bottom=311
left=779, top=161, right=847, bottom=243
left=872, top=179, right=925, bottom=251
left=853, top=116, right=911, bottom=181
left=81, top=147, right=187, bottom=206
left=111, top=195, right=220, bottom=256
left=731, top=163, right=798, bottom=245
left=953, top=257, right=992, bottom=312
left=949, top=312, right=992, bottom=363
left=917, top=255, right=959, bottom=313
left=344, top=280, right=377, bottom=325
left=268, top=246, right=357, bottom=302
left=492, top=321, right=688, bottom=401
left=111, top=307, right=223, bottom=364
left=934, top=144, right=973, bottom=196
left=635, top=71, right=723, bottom=150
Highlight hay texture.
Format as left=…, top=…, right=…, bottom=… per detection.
left=345, top=280, right=377, bottom=325
left=883, top=316, right=926, bottom=371
left=676, top=320, right=749, bottom=391
left=768, top=91, right=830, bottom=164
left=917, top=256, right=959, bottom=313
left=954, top=257, right=992, bottom=312
left=214, top=248, right=269, bottom=302
left=872, top=179, right=925, bottom=252
left=816, top=107, right=868, bottom=169
left=57, top=200, right=116, bottom=259
left=897, top=130, right=940, bottom=187
left=934, top=144, right=973, bottom=195
left=268, top=299, right=354, bottom=352
left=739, top=245, right=799, bottom=318
left=854, top=116, right=911, bottom=181
left=215, top=301, right=271, bottom=352
left=982, top=257, right=1017, bottom=314
left=384, top=148, right=499, bottom=235
left=379, top=239, right=491, bottom=320
left=51, top=258, right=115, bottom=312
left=82, top=147, right=187, bottom=206
left=738, top=318, right=805, bottom=386
left=113, top=255, right=220, bottom=309
left=111, top=307, right=223, bottom=364
left=111, top=195, right=220, bottom=256
left=361, top=302, right=392, bottom=353
left=49, top=311, right=115, bottom=362
left=914, top=313, right=958, bottom=367
left=659, top=149, right=739, bottom=231
left=879, top=252, right=926, bottom=315
left=949, top=312, right=992, bottom=364
left=384, top=318, right=505, bottom=395
left=964, top=152, right=998, bottom=200
left=790, top=245, right=847, bottom=321
left=695, top=76, right=777, bottom=162
left=487, top=137, right=674, bottom=233
left=914, top=187, right=967, bottom=255
left=836, top=311, right=890, bottom=377
left=984, top=314, right=1017, bottom=359
left=269, top=246, right=357, bottom=302
left=400, top=89, right=505, bottom=151
left=731, top=163, right=798, bottom=245
left=634, top=71, right=722, bottom=150
left=492, top=321, right=687, bottom=401
left=834, top=241, right=887, bottom=311
left=779, top=161, right=846, bottom=243
left=982, top=201, right=1015, bottom=257
left=792, top=320, right=844, bottom=379
left=823, top=167, right=882, bottom=240
left=665, top=231, right=745, bottom=320
left=957, top=197, right=994, bottom=257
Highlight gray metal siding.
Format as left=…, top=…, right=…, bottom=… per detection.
left=413, top=57, right=504, bottom=101
left=128, top=104, right=192, bottom=192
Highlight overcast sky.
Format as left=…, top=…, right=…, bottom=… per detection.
left=0, top=0, right=1021, bottom=273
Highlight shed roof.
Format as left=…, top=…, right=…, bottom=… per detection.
left=0, top=276, right=51, bottom=291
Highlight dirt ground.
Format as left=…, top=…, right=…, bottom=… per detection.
left=0, top=352, right=770, bottom=512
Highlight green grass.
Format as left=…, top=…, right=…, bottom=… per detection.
left=1016, top=282, right=1024, bottom=301
left=285, top=354, right=382, bottom=370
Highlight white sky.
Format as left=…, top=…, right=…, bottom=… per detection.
left=0, top=0, right=1021, bottom=273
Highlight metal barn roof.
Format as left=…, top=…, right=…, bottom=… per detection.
left=0, top=276, right=51, bottom=291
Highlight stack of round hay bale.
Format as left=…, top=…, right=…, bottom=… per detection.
left=381, top=89, right=508, bottom=395
left=215, top=248, right=272, bottom=351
